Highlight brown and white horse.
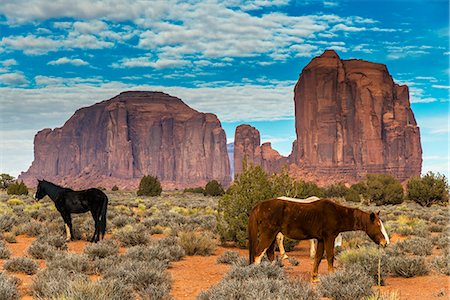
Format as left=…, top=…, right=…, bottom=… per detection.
left=248, top=198, right=389, bottom=281
left=274, top=196, right=343, bottom=260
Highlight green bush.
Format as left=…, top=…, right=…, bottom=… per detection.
left=407, top=172, right=449, bottom=207
left=0, top=174, right=14, bottom=189
left=178, top=231, right=216, bottom=256
left=183, top=187, right=205, bottom=194
left=364, top=174, right=404, bottom=205
left=324, top=183, right=349, bottom=198
left=389, top=256, right=428, bottom=278
left=270, top=167, right=324, bottom=198
left=137, top=175, right=162, bottom=197
left=344, top=188, right=361, bottom=202
left=6, top=181, right=28, bottom=196
left=204, top=180, right=225, bottom=196
left=217, top=164, right=273, bottom=247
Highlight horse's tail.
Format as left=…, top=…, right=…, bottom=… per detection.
left=248, top=205, right=259, bottom=264
left=99, top=192, right=108, bottom=239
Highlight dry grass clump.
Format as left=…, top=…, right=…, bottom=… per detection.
left=178, top=231, right=216, bottom=256
left=27, top=234, right=68, bottom=260
left=0, top=272, right=20, bottom=300
left=113, top=225, right=149, bottom=247
left=199, top=262, right=319, bottom=300
left=389, top=256, right=428, bottom=278
left=31, top=268, right=88, bottom=298
left=124, top=237, right=185, bottom=264
left=84, top=239, right=119, bottom=259
left=4, top=257, right=38, bottom=275
left=57, top=278, right=131, bottom=300
left=217, top=251, right=241, bottom=264
left=14, top=220, right=44, bottom=237
left=430, top=254, right=450, bottom=276
left=319, top=266, right=375, bottom=300
left=47, top=252, right=92, bottom=274
left=0, top=214, right=17, bottom=231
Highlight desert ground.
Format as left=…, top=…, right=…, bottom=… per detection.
left=0, top=190, right=447, bottom=299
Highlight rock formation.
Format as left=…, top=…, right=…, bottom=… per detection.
left=234, top=50, right=422, bottom=183
left=20, top=91, right=231, bottom=189
left=234, top=125, right=288, bottom=177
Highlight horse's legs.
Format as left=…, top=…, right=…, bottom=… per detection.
left=325, top=237, right=336, bottom=273
left=276, top=233, right=288, bottom=260
left=90, top=209, right=101, bottom=243
left=266, top=238, right=277, bottom=262
left=311, top=239, right=325, bottom=283
left=254, top=229, right=278, bottom=264
left=61, top=212, right=73, bottom=242
left=310, top=239, right=317, bottom=259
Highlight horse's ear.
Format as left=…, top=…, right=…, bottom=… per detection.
left=370, top=212, right=376, bottom=222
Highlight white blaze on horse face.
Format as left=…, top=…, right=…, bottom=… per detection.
left=255, top=248, right=267, bottom=264
left=380, top=220, right=389, bottom=245
left=65, top=224, right=71, bottom=241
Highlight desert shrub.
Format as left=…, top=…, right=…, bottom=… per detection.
left=217, top=164, right=273, bottom=247
left=389, top=256, right=428, bottom=277
left=31, top=268, right=89, bottom=299
left=204, top=180, right=225, bottom=196
left=113, top=225, right=149, bottom=247
left=47, top=252, right=92, bottom=274
left=4, top=257, right=38, bottom=275
left=364, top=291, right=400, bottom=300
left=324, top=183, right=349, bottom=198
left=0, top=272, right=19, bottom=300
left=389, top=215, right=428, bottom=237
left=0, top=214, right=17, bottom=231
left=103, top=259, right=172, bottom=299
left=111, top=185, right=119, bottom=191
left=364, top=174, right=404, bottom=205
left=178, top=231, right=216, bottom=256
left=407, top=172, right=449, bottom=207
left=84, top=239, right=119, bottom=259
left=344, top=187, right=361, bottom=202
left=3, top=233, right=16, bottom=243
left=429, top=223, right=444, bottom=232
left=0, top=174, right=15, bottom=189
left=431, top=255, right=450, bottom=275
left=217, top=251, right=241, bottom=264
left=7, top=198, right=24, bottom=206
left=287, top=257, right=300, bottom=266
left=433, top=232, right=449, bottom=249
left=281, top=237, right=299, bottom=252
left=59, top=278, right=131, bottom=300
left=124, top=237, right=185, bottom=264
left=199, top=262, right=319, bottom=300
left=27, top=239, right=56, bottom=260
left=6, top=181, right=28, bottom=196
left=111, top=215, right=136, bottom=228
left=137, top=175, right=162, bottom=196
left=319, top=266, right=375, bottom=300
left=0, top=241, right=11, bottom=259
left=392, top=237, right=432, bottom=256
left=337, top=247, right=389, bottom=284
left=15, top=220, right=44, bottom=237
left=183, top=187, right=205, bottom=194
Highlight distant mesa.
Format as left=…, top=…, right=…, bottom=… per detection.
left=234, top=50, right=422, bottom=184
left=20, top=91, right=231, bottom=189
left=20, top=50, right=422, bottom=189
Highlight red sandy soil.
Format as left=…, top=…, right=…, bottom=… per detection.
left=1, top=236, right=448, bottom=300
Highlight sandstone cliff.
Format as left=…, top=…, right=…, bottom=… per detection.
left=20, top=91, right=231, bottom=189
left=234, top=50, right=422, bottom=183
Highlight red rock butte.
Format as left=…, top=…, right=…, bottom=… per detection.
left=20, top=91, right=231, bottom=189
left=234, top=50, right=422, bottom=184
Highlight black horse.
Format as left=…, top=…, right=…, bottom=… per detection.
left=35, top=180, right=108, bottom=242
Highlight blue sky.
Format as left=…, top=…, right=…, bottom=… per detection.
left=0, top=0, right=448, bottom=179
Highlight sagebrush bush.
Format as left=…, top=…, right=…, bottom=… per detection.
left=178, top=231, right=216, bottom=256
left=324, top=183, right=349, bottom=198
left=27, top=238, right=55, bottom=260
left=344, top=187, right=361, bottom=202
left=199, top=262, right=319, bottom=300
left=0, top=272, right=19, bottom=300
left=392, top=237, right=432, bottom=256
left=0, top=241, right=11, bottom=259
left=337, top=247, right=389, bottom=284
left=0, top=214, right=17, bottom=231
left=364, top=174, right=404, bottom=205
left=4, top=257, right=38, bottom=275
left=31, top=268, right=89, bottom=299
left=431, top=255, right=450, bottom=276
left=16, top=220, right=43, bottom=237
left=137, top=175, right=162, bottom=196
left=319, top=266, right=375, bottom=300
left=183, top=187, right=205, bottom=194
left=47, top=252, right=92, bottom=274
left=111, top=215, right=136, bottom=228
left=389, top=256, right=428, bottom=277
left=204, top=180, right=225, bottom=196
left=59, top=278, right=131, bottom=300
left=217, top=251, right=241, bottom=264
left=0, top=173, right=15, bottom=189
left=6, top=181, right=28, bottom=196
left=407, top=172, right=449, bottom=207
left=113, top=225, right=149, bottom=247
left=84, top=239, right=119, bottom=259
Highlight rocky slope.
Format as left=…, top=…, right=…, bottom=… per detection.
left=20, top=91, right=231, bottom=189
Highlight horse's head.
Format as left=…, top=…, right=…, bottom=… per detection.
left=366, top=211, right=390, bottom=247
left=35, top=179, right=47, bottom=201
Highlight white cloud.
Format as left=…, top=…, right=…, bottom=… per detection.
left=48, top=57, right=89, bottom=66
left=0, top=35, right=61, bottom=55
left=432, top=85, right=450, bottom=89
left=1, top=59, right=17, bottom=67
left=112, top=56, right=190, bottom=69
left=0, top=72, right=28, bottom=85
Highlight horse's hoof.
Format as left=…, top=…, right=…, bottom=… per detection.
left=281, top=254, right=289, bottom=260
left=310, top=277, right=320, bottom=283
